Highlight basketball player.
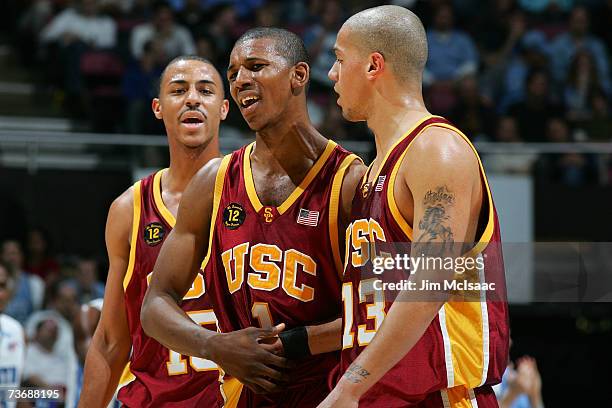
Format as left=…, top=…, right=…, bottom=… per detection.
left=0, top=262, right=25, bottom=408
left=319, top=6, right=509, bottom=407
left=79, top=56, right=231, bottom=407
left=141, top=28, right=364, bottom=407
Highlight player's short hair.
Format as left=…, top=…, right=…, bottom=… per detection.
left=157, top=56, right=224, bottom=97
left=234, top=27, right=310, bottom=67
left=344, top=5, right=428, bottom=83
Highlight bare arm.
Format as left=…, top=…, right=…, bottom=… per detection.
left=141, top=158, right=289, bottom=393
left=78, top=189, right=134, bottom=408
left=320, top=128, right=483, bottom=405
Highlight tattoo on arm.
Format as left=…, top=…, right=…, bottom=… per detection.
left=417, top=185, right=455, bottom=243
left=343, top=363, right=370, bottom=384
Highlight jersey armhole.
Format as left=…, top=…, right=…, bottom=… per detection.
left=329, top=154, right=361, bottom=279
left=123, top=180, right=142, bottom=291
left=200, top=155, right=232, bottom=271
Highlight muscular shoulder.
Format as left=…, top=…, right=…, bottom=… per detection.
left=340, top=158, right=366, bottom=219
left=403, top=126, right=480, bottom=185
left=186, top=156, right=225, bottom=193
left=107, top=185, right=135, bottom=246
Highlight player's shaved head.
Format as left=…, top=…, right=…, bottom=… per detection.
left=343, top=5, right=427, bottom=83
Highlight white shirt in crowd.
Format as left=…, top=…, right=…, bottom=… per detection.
left=0, top=314, right=25, bottom=408
left=40, top=8, right=117, bottom=48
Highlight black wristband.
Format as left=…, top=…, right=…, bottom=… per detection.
left=278, top=326, right=311, bottom=359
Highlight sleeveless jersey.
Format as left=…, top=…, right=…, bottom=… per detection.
left=340, top=116, right=509, bottom=406
left=203, top=140, right=358, bottom=393
left=118, top=169, right=220, bottom=408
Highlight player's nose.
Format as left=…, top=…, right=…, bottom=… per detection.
left=328, top=63, right=338, bottom=82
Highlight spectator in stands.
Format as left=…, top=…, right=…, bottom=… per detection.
left=450, top=75, right=496, bottom=140
left=25, top=279, right=80, bottom=407
left=75, top=257, right=104, bottom=304
left=40, top=0, right=117, bottom=49
left=518, top=0, right=573, bottom=14
left=583, top=91, right=612, bottom=141
left=123, top=39, right=166, bottom=134
left=495, top=356, right=544, bottom=408
left=498, top=29, right=551, bottom=113
left=197, top=4, right=238, bottom=65
left=303, top=0, right=343, bottom=89
left=39, top=0, right=118, bottom=116
left=537, top=117, right=598, bottom=186
left=1, top=240, right=44, bottom=324
left=130, top=0, right=195, bottom=61
left=25, top=227, right=60, bottom=282
left=0, top=261, right=26, bottom=402
left=484, top=116, right=537, bottom=174
left=564, top=50, right=604, bottom=122
left=508, top=70, right=563, bottom=142
left=549, top=6, right=610, bottom=95
left=23, top=319, right=71, bottom=402
left=177, top=0, right=205, bottom=35
left=424, top=3, right=479, bottom=85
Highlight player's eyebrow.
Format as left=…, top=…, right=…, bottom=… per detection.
left=168, top=79, right=216, bottom=87
left=228, top=57, right=269, bottom=72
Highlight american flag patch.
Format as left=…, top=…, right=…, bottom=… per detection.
left=375, top=175, right=386, bottom=192
left=297, top=208, right=319, bottom=227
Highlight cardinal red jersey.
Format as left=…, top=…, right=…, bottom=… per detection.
left=203, top=141, right=358, bottom=406
left=118, top=169, right=220, bottom=408
left=339, top=116, right=509, bottom=407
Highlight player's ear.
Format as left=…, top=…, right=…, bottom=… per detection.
left=291, top=62, right=309, bottom=93
left=152, top=98, right=163, bottom=120
left=366, top=52, right=385, bottom=81
left=220, top=99, right=229, bottom=121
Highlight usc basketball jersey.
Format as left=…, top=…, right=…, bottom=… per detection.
left=203, top=140, right=358, bottom=405
left=118, top=169, right=220, bottom=407
left=340, top=116, right=509, bottom=406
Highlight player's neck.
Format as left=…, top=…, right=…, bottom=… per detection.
left=167, top=137, right=220, bottom=192
left=253, top=113, right=328, bottom=176
left=367, top=92, right=429, bottom=160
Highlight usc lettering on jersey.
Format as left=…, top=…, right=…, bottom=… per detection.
left=203, top=141, right=358, bottom=402
left=340, top=116, right=509, bottom=406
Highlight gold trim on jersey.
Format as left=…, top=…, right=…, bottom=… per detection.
left=200, top=155, right=232, bottom=270
left=361, top=115, right=437, bottom=187
left=153, top=168, right=176, bottom=227
left=329, top=154, right=361, bottom=278
left=220, top=376, right=244, bottom=408
left=243, top=140, right=337, bottom=214
left=123, top=181, right=142, bottom=291
left=117, top=362, right=136, bottom=389
left=386, top=122, right=496, bottom=253
left=383, top=120, right=497, bottom=390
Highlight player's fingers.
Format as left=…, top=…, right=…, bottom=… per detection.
left=261, top=350, right=291, bottom=368
left=258, top=323, right=285, bottom=338
left=251, top=376, right=284, bottom=394
left=254, top=362, right=288, bottom=382
left=259, top=339, right=284, bottom=356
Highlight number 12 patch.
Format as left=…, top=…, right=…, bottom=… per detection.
left=144, top=222, right=165, bottom=246
left=223, top=203, right=246, bottom=230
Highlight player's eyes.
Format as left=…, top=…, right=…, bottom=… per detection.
left=251, top=64, right=264, bottom=71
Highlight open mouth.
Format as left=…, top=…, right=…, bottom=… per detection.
left=182, top=117, right=203, bottom=124
left=239, top=95, right=261, bottom=109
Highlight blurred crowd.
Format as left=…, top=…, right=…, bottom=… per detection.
left=0, top=230, right=105, bottom=406
left=4, top=0, right=612, bottom=184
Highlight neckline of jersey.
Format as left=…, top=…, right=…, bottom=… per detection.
left=243, top=139, right=337, bottom=215
left=153, top=168, right=176, bottom=227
